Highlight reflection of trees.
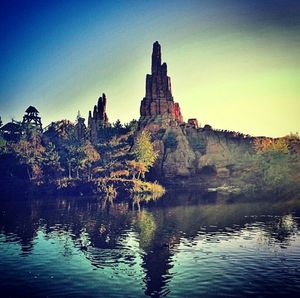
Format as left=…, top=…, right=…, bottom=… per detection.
left=135, top=210, right=156, bottom=249
left=135, top=209, right=179, bottom=297
left=0, top=200, right=38, bottom=255
left=260, top=214, right=298, bottom=247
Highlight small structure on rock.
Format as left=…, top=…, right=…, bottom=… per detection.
left=22, top=106, right=42, bottom=130
left=188, top=118, right=199, bottom=129
left=0, top=120, right=23, bottom=141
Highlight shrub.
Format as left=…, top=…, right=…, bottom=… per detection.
left=164, top=131, right=178, bottom=151
left=188, top=134, right=207, bottom=154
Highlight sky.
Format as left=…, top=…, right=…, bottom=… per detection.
left=0, top=0, right=299, bottom=137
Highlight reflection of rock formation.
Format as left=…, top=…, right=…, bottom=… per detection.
left=143, top=244, right=173, bottom=297
left=137, top=210, right=178, bottom=297
left=88, top=93, right=109, bottom=142
left=140, top=41, right=183, bottom=126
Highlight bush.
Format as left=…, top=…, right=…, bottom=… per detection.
left=188, top=134, right=207, bottom=154
left=164, top=131, right=178, bottom=151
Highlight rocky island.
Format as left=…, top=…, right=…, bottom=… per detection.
left=0, top=41, right=299, bottom=201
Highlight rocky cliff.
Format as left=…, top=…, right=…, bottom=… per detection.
left=148, top=124, right=254, bottom=188
left=137, top=42, right=255, bottom=188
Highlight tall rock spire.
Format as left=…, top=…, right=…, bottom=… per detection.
left=140, top=41, right=183, bottom=124
left=151, top=41, right=162, bottom=74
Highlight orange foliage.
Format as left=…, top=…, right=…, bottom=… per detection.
left=254, top=138, right=289, bottom=153
left=110, top=170, right=130, bottom=178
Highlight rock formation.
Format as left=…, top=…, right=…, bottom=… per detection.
left=140, top=41, right=183, bottom=126
left=75, top=114, right=87, bottom=140
left=88, top=93, right=109, bottom=142
left=187, top=118, right=199, bottom=129
left=137, top=42, right=256, bottom=188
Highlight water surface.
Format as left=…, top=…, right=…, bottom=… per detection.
left=1, top=192, right=300, bottom=297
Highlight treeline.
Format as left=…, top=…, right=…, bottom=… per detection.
left=0, top=118, right=159, bottom=194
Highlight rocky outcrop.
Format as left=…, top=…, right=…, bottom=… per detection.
left=140, top=42, right=183, bottom=126
left=88, top=93, right=109, bottom=142
left=75, top=116, right=87, bottom=140
left=136, top=42, right=256, bottom=188
left=187, top=118, right=199, bottom=129
left=148, top=125, right=254, bottom=188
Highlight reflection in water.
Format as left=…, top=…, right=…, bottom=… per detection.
left=0, top=192, right=300, bottom=297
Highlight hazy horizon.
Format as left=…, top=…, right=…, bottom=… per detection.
left=1, top=0, right=299, bottom=137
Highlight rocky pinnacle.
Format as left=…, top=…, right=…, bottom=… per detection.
left=140, top=41, right=183, bottom=123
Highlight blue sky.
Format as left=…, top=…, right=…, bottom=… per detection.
left=1, top=0, right=300, bottom=137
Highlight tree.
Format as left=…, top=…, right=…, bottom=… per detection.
left=0, top=135, right=6, bottom=154
left=133, top=130, right=158, bottom=179
left=82, top=141, right=100, bottom=181
left=124, top=119, right=138, bottom=133
left=127, top=160, right=146, bottom=180
left=254, top=138, right=289, bottom=153
left=113, top=119, right=123, bottom=132
left=42, top=142, right=62, bottom=182
left=62, top=144, right=85, bottom=179
left=12, top=132, right=45, bottom=180
left=243, top=137, right=297, bottom=195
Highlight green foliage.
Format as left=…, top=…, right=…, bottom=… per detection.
left=0, top=114, right=166, bottom=195
left=42, top=142, right=62, bottom=181
left=188, top=134, right=207, bottom=154
left=124, top=119, right=138, bottom=134
left=44, top=120, right=76, bottom=142
left=156, top=128, right=166, bottom=140
left=164, top=131, right=178, bottom=151
left=0, top=135, right=7, bottom=154
left=82, top=141, right=101, bottom=180
left=232, top=142, right=300, bottom=197
left=285, top=132, right=300, bottom=141
left=12, top=132, right=45, bottom=180
left=113, top=119, right=122, bottom=131
left=134, top=130, right=158, bottom=174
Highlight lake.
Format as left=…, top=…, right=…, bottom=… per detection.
left=1, top=192, right=300, bottom=297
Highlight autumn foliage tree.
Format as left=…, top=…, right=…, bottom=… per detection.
left=133, top=130, right=158, bottom=180
left=12, top=132, right=45, bottom=180
left=82, top=141, right=100, bottom=181
left=245, top=137, right=299, bottom=195
left=253, top=138, right=289, bottom=153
